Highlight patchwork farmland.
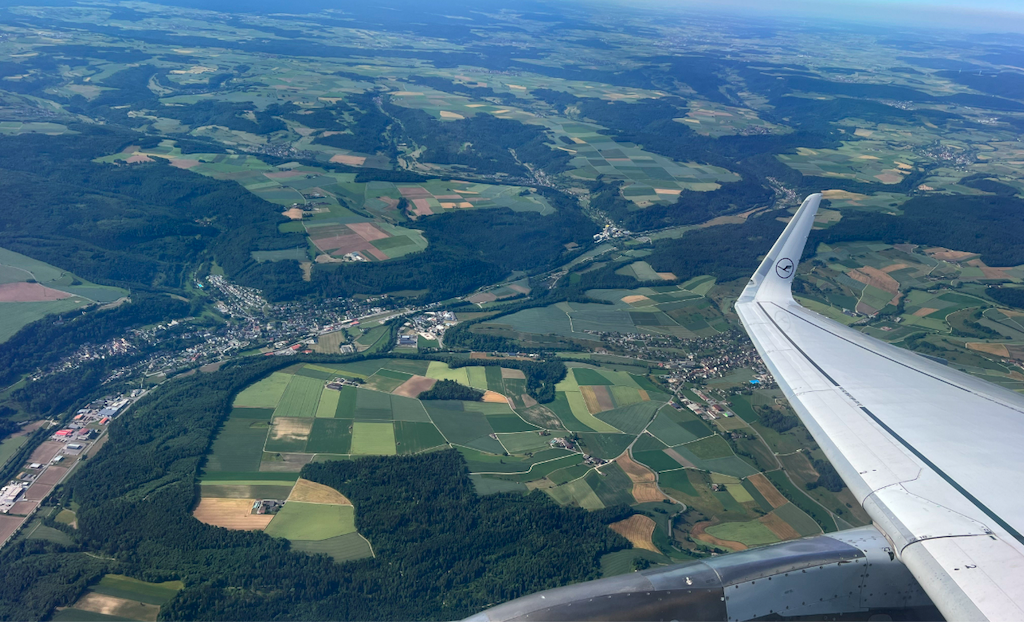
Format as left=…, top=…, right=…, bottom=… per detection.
left=195, top=355, right=847, bottom=571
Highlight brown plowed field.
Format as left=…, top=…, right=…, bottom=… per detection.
left=193, top=498, right=274, bottom=530
left=23, top=483, right=53, bottom=501
left=0, top=515, right=24, bottom=542
left=580, top=385, right=613, bottom=414
left=34, top=466, right=69, bottom=486
left=288, top=478, right=352, bottom=505
left=609, top=515, right=659, bottom=553
left=617, top=454, right=666, bottom=503
left=392, top=375, right=436, bottom=398
left=760, top=512, right=800, bottom=540
left=0, top=283, right=73, bottom=302
left=747, top=473, right=787, bottom=508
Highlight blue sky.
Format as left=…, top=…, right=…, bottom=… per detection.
left=634, top=0, right=1024, bottom=32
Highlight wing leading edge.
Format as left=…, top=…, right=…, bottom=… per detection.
left=735, top=194, right=1024, bottom=621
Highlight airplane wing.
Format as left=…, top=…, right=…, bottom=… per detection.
left=734, top=194, right=1024, bottom=621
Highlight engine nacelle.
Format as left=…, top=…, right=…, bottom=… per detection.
left=464, top=526, right=937, bottom=621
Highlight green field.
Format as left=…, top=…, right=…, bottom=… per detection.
left=486, top=414, right=538, bottom=433
left=577, top=433, right=632, bottom=460
left=89, top=574, right=183, bottom=606
left=265, top=502, right=357, bottom=540
left=305, top=418, right=353, bottom=454
left=600, top=549, right=669, bottom=577
left=289, top=532, right=373, bottom=563
left=682, top=435, right=733, bottom=459
left=394, top=421, right=447, bottom=454
left=234, top=372, right=293, bottom=409
left=424, top=402, right=502, bottom=452
left=658, top=469, right=699, bottom=497
left=350, top=421, right=397, bottom=455
left=316, top=388, right=341, bottom=418
left=204, top=418, right=270, bottom=472
left=595, top=401, right=661, bottom=435
left=772, top=502, right=824, bottom=537
left=497, top=431, right=552, bottom=454
left=200, top=483, right=295, bottom=499
left=632, top=450, right=684, bottom=472
left=0, top=434, right=28, bottom=468
left=766, top=470, right=837, bottom=533
left=706, top=520, right=780, bottom=547
left=335, top=386, right=358, bottom=418
left=274, top=375, right=325, bottom=418
left=0, top=246, right=126, bottom=343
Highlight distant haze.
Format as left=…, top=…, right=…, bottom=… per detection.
left=617, top=0, right=1024, bottom=33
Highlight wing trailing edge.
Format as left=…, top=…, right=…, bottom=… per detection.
left=736, top=194, right=1024, bottom=621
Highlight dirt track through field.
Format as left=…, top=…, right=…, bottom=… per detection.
left=609, top=515, right=659, bottom=553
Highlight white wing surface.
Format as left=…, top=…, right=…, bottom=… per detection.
left=735, top=194, right=1024, bottom=621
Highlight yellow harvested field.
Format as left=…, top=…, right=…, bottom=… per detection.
left=193, top=498, right=274, bottom=530
left=657, top=272, right=677, bottom=281
left=821, top=189, right=868, bottom=201
left=895, top=161, right=913, bottom=170
left=967, top=342, right=1010, bottom=357
left=282, top=208, right=304, bottom=220
left=440, top=111, right=465, bottom=119
left=288, top=478, right=352, bottom=505
left=880, top=263, right=909, bottom=274
left=482, top=390, right=510, bottom=403
left=853, top=128, right=873, bottom=137
left=924, top=247, right=976, bottom=261
left=856, top=154, right=880, bottom=160
left=746, top=473, right=787, bottom=509
left=847, top=266, right=899, bottom=295
left=73, top=593, right=161, bottom=622
left=329, top=154, right=366, bottom=166
left=609, top=515, right=659, bottom=553
left=654, top=188, right=682, bottom=195
left=617, top=454, right=665, bottom=502
left=501, top=368, right=526, bottom=379
left=913, top=307, right=938, bottom=317
left=622, top=295, right=652, bottom=304
left=760, top=512, right=800, bottom=540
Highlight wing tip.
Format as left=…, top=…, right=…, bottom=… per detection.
left=739, top=193, right=822, bottom=304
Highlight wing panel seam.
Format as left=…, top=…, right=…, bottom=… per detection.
left=754, top=302, right=1024, bottom=547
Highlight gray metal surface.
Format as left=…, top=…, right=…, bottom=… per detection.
left=735, top=194, right=1024, bottom=620
left=465, top=527, right=930, bottom=622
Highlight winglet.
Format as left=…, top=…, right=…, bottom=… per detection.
left=738, top=193, right=821, bottom=305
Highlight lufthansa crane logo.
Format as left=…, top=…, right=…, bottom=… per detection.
left=775, top=257, right=795, bottom=279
